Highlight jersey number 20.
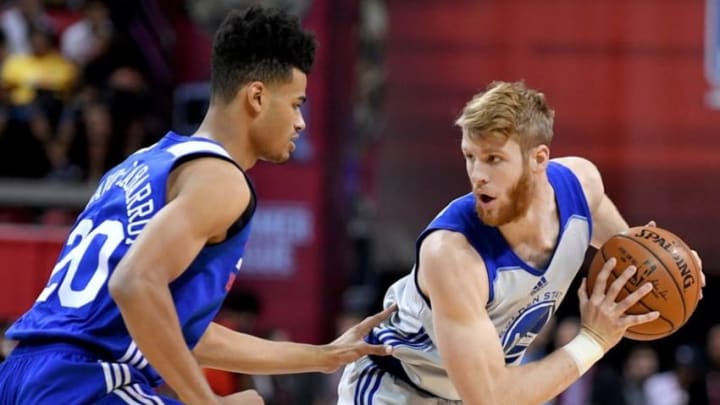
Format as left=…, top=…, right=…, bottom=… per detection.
left=37, top=219, right=124, bottom=308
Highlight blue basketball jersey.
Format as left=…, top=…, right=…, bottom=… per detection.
left=5, top=132, right=255, bottom=386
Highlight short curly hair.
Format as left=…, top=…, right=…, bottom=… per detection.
left=211, top=6, right=317, bottom=103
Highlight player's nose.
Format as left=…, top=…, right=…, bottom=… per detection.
left=294, top=112, right=306, bottom=132
left=470, top=167, right=490, bottom=188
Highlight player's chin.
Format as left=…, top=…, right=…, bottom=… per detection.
left=265, top=151, right=292, bottom=164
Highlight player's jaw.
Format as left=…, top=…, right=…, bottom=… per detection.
left=258, top=132, right=299, bottom=163
left=475, top=167, right=534, bottom=226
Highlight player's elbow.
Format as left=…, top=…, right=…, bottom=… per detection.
left=108, top=266, right=149, bottom=304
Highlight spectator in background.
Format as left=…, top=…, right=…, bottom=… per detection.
left=61, top=0, right=113, bottom=67
left=705, top=325, right=720, bottom=405
left=52, top=65, right=148, bottom=181
left=621, top=345, right=659, bottom=405
left=645, top=344, right=708, bottom=405
left=0, top=29, right=9, bottom=135
left=0, top=0, right=53, bottom=55
left=1, top=24, right=76, bottom=117
left=0, top=24, right=77, bottom=178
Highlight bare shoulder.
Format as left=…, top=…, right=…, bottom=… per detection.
left=420, top=229, right=473, bottom=257
left=551, top=156, right=604, bottom=209
left=167, top=157, right=251, bottom=237
left=552, top=156, right=600, bottom=181
left=418, top=230, right=491, bottom=310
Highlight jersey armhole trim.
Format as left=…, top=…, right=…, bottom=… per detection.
left=412, top=227, right=495, bottom=308
left=169, top=153, right=256, bottom=244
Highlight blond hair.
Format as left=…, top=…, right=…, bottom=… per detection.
left=455, top=81, right=555, bottom=151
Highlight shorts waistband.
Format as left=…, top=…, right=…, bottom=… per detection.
left=12, top=338, right=111, bottom=360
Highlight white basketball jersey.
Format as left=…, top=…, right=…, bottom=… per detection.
left=364, top=162, right=592, bottom=400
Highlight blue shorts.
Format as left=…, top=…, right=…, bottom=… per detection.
left=0, top=341, right=182, bottom=404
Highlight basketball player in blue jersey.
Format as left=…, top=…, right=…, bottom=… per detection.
left=338, top=81, right=705, bottom=404
left=0, top=6, right=395, bottom=405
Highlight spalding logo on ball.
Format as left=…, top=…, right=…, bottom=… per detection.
left=586, top=226, right=701, bottom=341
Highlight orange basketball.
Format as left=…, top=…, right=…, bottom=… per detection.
left=586, top=226, right=701, bottom=341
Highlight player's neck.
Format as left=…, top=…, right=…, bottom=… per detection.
left=499, top=174, right=558, bottom=249
left=193, top=104, right=257, bottom=170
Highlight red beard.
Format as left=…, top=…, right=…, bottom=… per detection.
left=475, top=167, right=534, bottom=226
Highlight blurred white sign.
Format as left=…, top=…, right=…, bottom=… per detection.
left=241, top=203, right=314, bottom=277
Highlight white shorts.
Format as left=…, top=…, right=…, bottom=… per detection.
left=337, top=356, right=461, bottom=405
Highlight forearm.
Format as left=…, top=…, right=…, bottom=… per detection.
left=591, top=194, right=629, bottom=248
left=503, top=349, right=590, bottom=403
left=194, top=322, right=329, bottom=374
left=439, top=320, right=595, bottom=405
left=111, top=279, right=217, bottom=405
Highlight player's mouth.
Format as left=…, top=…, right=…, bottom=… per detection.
left=477, top=193, right=496, bottom=206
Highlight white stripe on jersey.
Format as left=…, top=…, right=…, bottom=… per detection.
left=118, top=341, right=149, bottom=369
left=136, top=357, right=149, bottom=369
left=111, top=364, right=122, bottom=388
left=114, top=388, right=143, bottom=405
left=129, top=349, right=144, bottom=367
left=166, top=141, right=231, bottom=160
left=128, top=384, right=164, bottom=405
left=121, top=364, right=131, bottom=386
left=120, top=385, right=160, bottom=405
left=118, top=342, right=137, bottom=362
left=100, top=362, right=113, bottom=393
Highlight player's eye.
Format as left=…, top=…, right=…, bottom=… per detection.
left=487, top=155, right=502, bottom=164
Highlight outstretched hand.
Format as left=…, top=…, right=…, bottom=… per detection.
left=319, top=304, right=397, bottom=373
left=578, top=258, right=659, bottom=351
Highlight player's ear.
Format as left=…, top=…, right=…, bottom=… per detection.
left=530, top=145, right=550, bottom=172
left=245, top=81, right=266, bottom=115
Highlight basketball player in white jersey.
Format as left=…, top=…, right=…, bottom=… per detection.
left=337, top=81, right=704, bottom=404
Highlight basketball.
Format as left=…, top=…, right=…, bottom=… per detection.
left=586, top=226, right=701, bottom=341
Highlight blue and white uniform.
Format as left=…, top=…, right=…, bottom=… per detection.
left=338, top=162, right=592, bottom=404
left=0, top=132, right=255, bottom=404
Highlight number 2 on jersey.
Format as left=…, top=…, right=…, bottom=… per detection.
left=37, top=219, right=125, bottom=308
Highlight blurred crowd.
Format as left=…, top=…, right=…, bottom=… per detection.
left=0, top=1, right=716, bottom=404
left=0, top=0, right=168, bottom=183
left=522, top=317, right=720, bottom=405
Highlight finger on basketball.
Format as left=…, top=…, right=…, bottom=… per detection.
left=578, top=278, right=589, bottom=305
left=615, top=282, right=653, bottom=313
left=604, top=266, right=636, bottom=303
left=591, top=257, right=616, bottom=301
left=621, top=311, right=660, bottom=328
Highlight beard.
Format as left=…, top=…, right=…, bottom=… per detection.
left=475, top=167, right=534, bottom=227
